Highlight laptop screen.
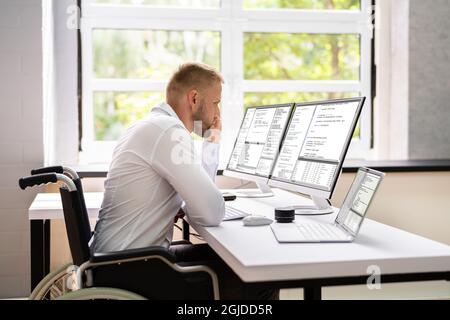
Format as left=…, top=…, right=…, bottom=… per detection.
left=336, top=168, right=384, bottom=236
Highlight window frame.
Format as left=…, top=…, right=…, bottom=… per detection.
left=80, top=0, right=374, bottom=165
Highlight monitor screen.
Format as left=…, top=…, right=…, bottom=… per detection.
left=336, top=169, right=383, bottom=235
left=226, top=104, right=293, bottom=178
left=270, top=99, right=363, bottom=192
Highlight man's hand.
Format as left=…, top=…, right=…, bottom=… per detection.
left=206, top=114, right=222, bottom=144
left=210, top=112, right=222, bottom=131
left=174, top=208, right=185, bottom=223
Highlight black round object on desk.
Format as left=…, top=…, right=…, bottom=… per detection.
left=274, top=206, right=295, bottom=223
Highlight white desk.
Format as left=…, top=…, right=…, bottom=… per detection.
left=29, top=189, right=450, bottom=299
left=29, top=192, right=103, bottom=220
left=194, top=189, right=450, bottom=284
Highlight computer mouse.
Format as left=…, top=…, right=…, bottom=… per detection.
left=242, top=215, right=273, bottom=226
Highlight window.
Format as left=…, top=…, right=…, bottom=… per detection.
left=81, top=0, right=374, bottom=165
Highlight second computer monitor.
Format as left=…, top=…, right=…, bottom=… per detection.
left=269, top=97, right=365, bottom=201
left=224, top=103, right=293, bottom=196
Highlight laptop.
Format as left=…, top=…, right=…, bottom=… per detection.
left=270, top=167, right=385, bottom=243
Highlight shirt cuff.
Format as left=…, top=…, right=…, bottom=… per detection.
left=202, top=140, right=220, bottom=181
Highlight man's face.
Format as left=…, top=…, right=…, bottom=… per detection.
left=192, top=81, right=222, bottom=134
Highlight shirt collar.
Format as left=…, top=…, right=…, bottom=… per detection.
left=151, top=102, right=180, bottom=120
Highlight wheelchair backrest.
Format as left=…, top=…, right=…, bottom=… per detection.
left=60, top=186, right=92, bottom=266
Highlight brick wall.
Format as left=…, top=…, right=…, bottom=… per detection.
left=0, top=0, right=43, bottom=298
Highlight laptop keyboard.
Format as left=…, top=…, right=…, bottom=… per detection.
left=296, top=223, right=349, bottom=241
left=223, top=206, right=250, bottom=221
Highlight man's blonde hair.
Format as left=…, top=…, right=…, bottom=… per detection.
left=166, top=62, right=224, bottom=103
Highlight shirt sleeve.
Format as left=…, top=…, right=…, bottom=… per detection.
left=202, top=140, right=220, bottom=182
left=150, top=125, right=225, bottom=226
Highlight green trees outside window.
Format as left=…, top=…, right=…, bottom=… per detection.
left=90, top=0, right=362, bottom=141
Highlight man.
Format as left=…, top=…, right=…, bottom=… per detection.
left=91, top=62, right=277, bottom=300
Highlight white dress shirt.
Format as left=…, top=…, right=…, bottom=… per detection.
left=91, top=102, right=225, bottom=253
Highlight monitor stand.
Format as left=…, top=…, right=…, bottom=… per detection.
left=290, top=195, right=334, bottom=215
left=232, top=182, right=274, bottom=198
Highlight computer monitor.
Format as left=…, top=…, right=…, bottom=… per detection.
left=223, top=103, right=294, bottom=197
left=269, top=97, right=365, bottom=215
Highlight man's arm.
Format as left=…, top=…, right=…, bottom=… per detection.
left=151, top=125, right=225, bottom=227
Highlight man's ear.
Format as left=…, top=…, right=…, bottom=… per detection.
left=187, top=89, right=198, bottom=108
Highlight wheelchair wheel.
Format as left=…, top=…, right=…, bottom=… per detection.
left=56, top=287, right=147, bottom=300
left=29, top=263, right=76, bottom=300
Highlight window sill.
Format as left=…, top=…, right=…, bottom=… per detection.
left=341, top=159, right=450, bottom=173
left=71, top=159, right=450, bottom=178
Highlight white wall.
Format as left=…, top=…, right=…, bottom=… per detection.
left=0, top=0, right=44, bottom=298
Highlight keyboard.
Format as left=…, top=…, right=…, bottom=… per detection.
left=295, top=223, right=349, bottom=241
left=223, top=206, right=250, bottom=221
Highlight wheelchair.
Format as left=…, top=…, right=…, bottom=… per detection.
left=19, top=166, right=220, bottom=300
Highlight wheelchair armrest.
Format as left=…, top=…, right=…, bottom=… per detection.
left=91, top=246, right=177, bottom=264
left=170, top=240, right=192, bottom=246
left=87, top=246, right=220, bottom=300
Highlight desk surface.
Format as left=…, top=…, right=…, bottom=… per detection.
left=192, top=189, right=450, bottom=282
left=29, top=189, right=450, bottom=283
left=29, top=192, right=103, bottom=220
